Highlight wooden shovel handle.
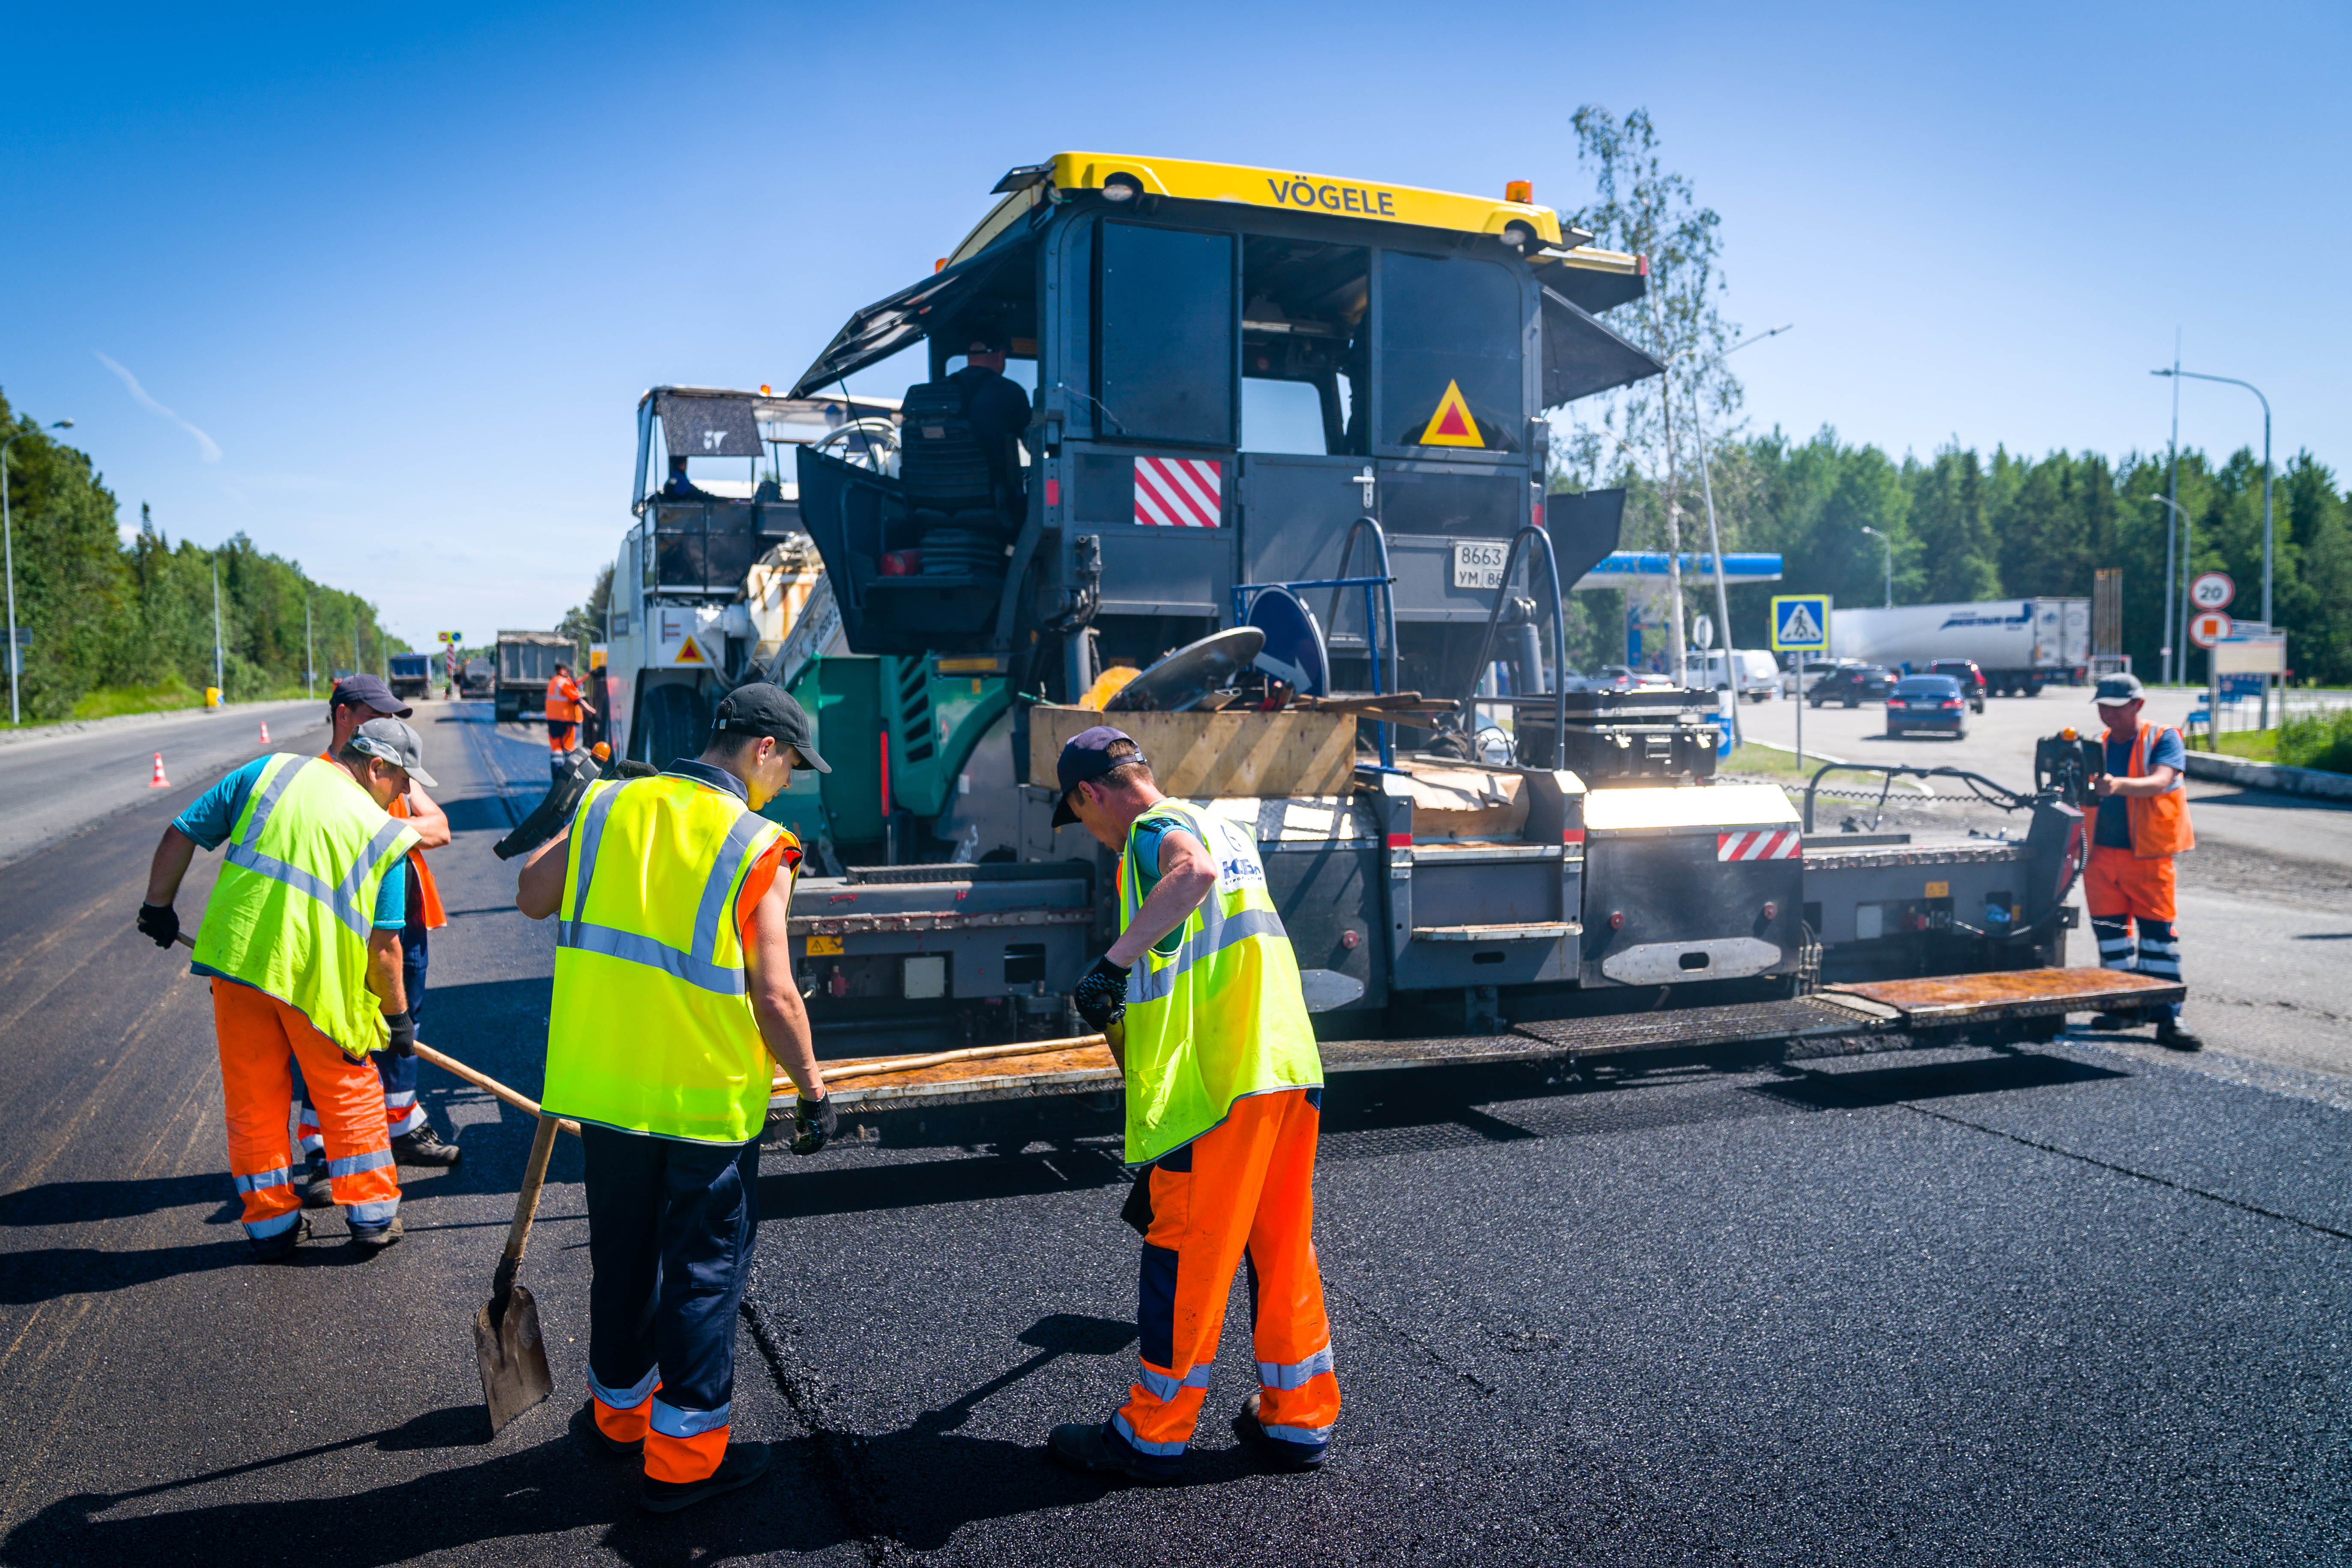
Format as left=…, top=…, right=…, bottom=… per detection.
left=489, top=1113, right=561, bottom=1325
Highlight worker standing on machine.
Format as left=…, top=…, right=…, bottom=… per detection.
left=2084, top=672, right=2201, bottom=1050
left=1048, top=725, right=1339, bottom=1481
left=136, top=719, right=428, bottom=1258
left=514, top=682, right=835, bottom=1513
left=546, top=660, right=594, bottom=778
left=290, top=678, right=460, bottom=1200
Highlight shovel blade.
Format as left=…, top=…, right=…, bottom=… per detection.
left=473, top=1283, right=555, bottom=1434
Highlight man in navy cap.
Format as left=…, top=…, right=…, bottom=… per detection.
left=1046, top=725, right=1336, bottom=1482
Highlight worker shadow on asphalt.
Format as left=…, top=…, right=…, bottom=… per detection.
left=757, top=1142, right=1130, bottom=1221
left=0, top=1171, right=225, bottom=1228
left=0, top=1406, right=860, bottom=1565
left=0, top=1228, right=395, bottom=1305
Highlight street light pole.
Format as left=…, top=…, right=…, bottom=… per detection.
left=2153, top=367, right=2271, bottom=718
left=305, top=598, right=314, bottom=699
left=2151, top=494, right=2192, bottom=695
left=2, top=418, right=75, bottom=726
left=1683, top=323, right=1793, bottom=751
left=2160, top=338, right=2180, bottom=684
left=1860, top=526, right=1892, bottom=608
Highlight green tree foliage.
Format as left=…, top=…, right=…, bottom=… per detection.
left=0, top=395, right=400, bottom=722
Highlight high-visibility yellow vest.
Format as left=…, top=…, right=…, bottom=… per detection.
left=1116, top=799, right=1320, bottom=1165
left=192, top=754, right=417, bottom=1061
left=544, top=774, right=795, bottom=1143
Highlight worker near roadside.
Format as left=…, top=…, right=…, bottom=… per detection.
left=290, top=676, right=460, bottom=1195
left=2085, top=672, right=2201, bottom=1050
left=547, top=661, right=595, bottom=778
left=137, top=718, right=431, bottom=1258
left=515, top=681, right=836, bottom=1513
left=1047, top=725, right=1338, bottom=1482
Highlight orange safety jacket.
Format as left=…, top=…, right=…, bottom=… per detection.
left=2119, top=723, right=2194, bottom=859
left=546, top=674, right=583, bottom=726
left=317, top=750, right=447, bottom=930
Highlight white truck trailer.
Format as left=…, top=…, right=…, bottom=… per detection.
left=1829, top=599, right=2089, bottom=696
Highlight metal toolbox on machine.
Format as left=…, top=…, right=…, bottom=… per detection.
left=1578, top=784, right=1805, bottom=987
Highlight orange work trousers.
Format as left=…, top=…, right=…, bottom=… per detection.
left=1109, top=1087, right=1339, bottom=1475
left=2083, top=842, right=2177, bottom=923
left=214, top=979, right=399, bottom=1245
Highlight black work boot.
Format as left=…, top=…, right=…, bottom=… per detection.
left=2087, top=1012, right=2140, bottom=1032
left=249, top=1215, right=309, bottom=1262
left=1049, top=1421, right=1176, bottom=1483
left=392, top=1123, right=463, bottom=1167
left=1236, top=1392, right=1329, bottom=1471
left=2155, top=1019, right=2204, bottom=1051
left=581, top=1401, right=643, bottom=1458
left=349, top=1214, right=403, bottom=1250
left=296, top=1153, right=334, bottom=1209
left=641, top=1441, right=771, bottom=1512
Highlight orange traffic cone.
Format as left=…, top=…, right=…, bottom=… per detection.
left=259, top=721, right=270, bottom=744
left=148, top=753, right=171, bottom=788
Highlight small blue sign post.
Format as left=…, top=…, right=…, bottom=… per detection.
left=1770, top=594, right=1832, bottom=772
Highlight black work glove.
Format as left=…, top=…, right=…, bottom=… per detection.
left=1073, top=954, right=1130, bottom=1032
left=137, top=902, right=180, bottom=949
left=792, top=1093, right=837, bottom=1156
left=383, top=1009, right=417, bottom=1058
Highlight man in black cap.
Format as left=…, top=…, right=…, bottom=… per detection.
left=517, top=681, right=838, bottom=1512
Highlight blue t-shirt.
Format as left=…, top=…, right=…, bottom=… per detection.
left=173, top=757, right=406, bottom=929
left=1125, top=816, right=1202, bottom=959
left=2093, top=726, right=2187, bottom=849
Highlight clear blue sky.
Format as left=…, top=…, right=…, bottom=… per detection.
left=3, top=1, right=2343, bottom=643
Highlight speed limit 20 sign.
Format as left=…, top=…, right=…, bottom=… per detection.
left=2190, top=571, right=2235, bottom=612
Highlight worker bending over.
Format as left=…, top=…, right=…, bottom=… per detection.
left=1049, top=725, right=1339, bottom=1481
left=290, top=677, right=460, bottom=1197
left=2085, top=673, right=2200, bottom=1049
left=137, top=719, right=431, bottom=1258
left=516, top=682, right=836, bottom=1513
left=546, top=661, right=595, bottom=778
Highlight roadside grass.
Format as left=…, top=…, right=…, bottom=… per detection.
left=0, top=676, right=314, bottom=732
left=2193, top=711, right=2352, bottom=774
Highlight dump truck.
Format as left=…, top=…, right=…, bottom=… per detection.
left=493, top=630, right=577, bottom=723
left=555, top=150, right=2173, bottom=1129
left=387, top=651, right=434, bottom=702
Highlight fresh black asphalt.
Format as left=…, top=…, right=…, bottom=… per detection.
left=0, top=700, right=2342, bottom=1564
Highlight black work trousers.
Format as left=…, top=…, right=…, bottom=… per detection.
left=580, top=1124, right=762, bottom=1425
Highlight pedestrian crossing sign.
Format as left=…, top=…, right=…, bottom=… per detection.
left=1771, top=594, right=1830, bottom=651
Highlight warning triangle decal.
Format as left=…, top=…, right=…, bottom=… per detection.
left=1419, top=379, right=1484, bottom=448
left=673, top=636, right=706, bottom=665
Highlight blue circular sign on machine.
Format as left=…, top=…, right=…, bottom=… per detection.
left=1245, top=587, right=1329, bottom=698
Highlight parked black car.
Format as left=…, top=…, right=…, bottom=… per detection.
left=1926, top=658, right=1989, bottom=714
left=1887, top=674, right=1969, bottom=738
left=1807, top=664, right=1897, bottom=707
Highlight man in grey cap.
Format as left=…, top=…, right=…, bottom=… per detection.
left=289, top=695, right=463, bottom=1188
left=2083, top=672, right=2200, bottom=1049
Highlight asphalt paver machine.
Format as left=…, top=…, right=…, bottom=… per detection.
left=588, top=151, right=2174, bottom=1117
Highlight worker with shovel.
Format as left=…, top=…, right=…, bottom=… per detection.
left=1048, top=726, right=1340, bottom=1481
left=136, top=718, right=428, bottom=1258
left=515, top=681, right=834, bottom=1513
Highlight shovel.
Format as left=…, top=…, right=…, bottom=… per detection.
left=475, top=1111, right=560, bottom=1433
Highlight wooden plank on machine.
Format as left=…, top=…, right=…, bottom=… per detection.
left=1828, top=967, right=2183, bottom=1023
left=1027, top=704, right=1354, bottom=798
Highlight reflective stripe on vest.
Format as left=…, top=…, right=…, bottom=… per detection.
left=1115, top=800, right=1321, bottom=1166
left=544, top=775, right=795, bottom=1143
left=192, top=755, right=417, bottom=1060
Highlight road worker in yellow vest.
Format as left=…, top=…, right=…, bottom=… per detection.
left=137, top=718, right=430, bottom=1259
left=1046, top=725, right=1340, bottom=1482
left=515, top=681, right=834, bottom=1514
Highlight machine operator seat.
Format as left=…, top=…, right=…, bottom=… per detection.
left=896, top=359, right=1028, bottom=581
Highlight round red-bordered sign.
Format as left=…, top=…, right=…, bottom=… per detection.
left=2188, top=609, right=2232, bottom=649
left=2190, top=571, right=2235, bottom=612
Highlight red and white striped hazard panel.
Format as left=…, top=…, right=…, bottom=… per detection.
left=1717, top=828, right=1801, bottom=861
left=1133, top=456, right=1222, bottom=528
